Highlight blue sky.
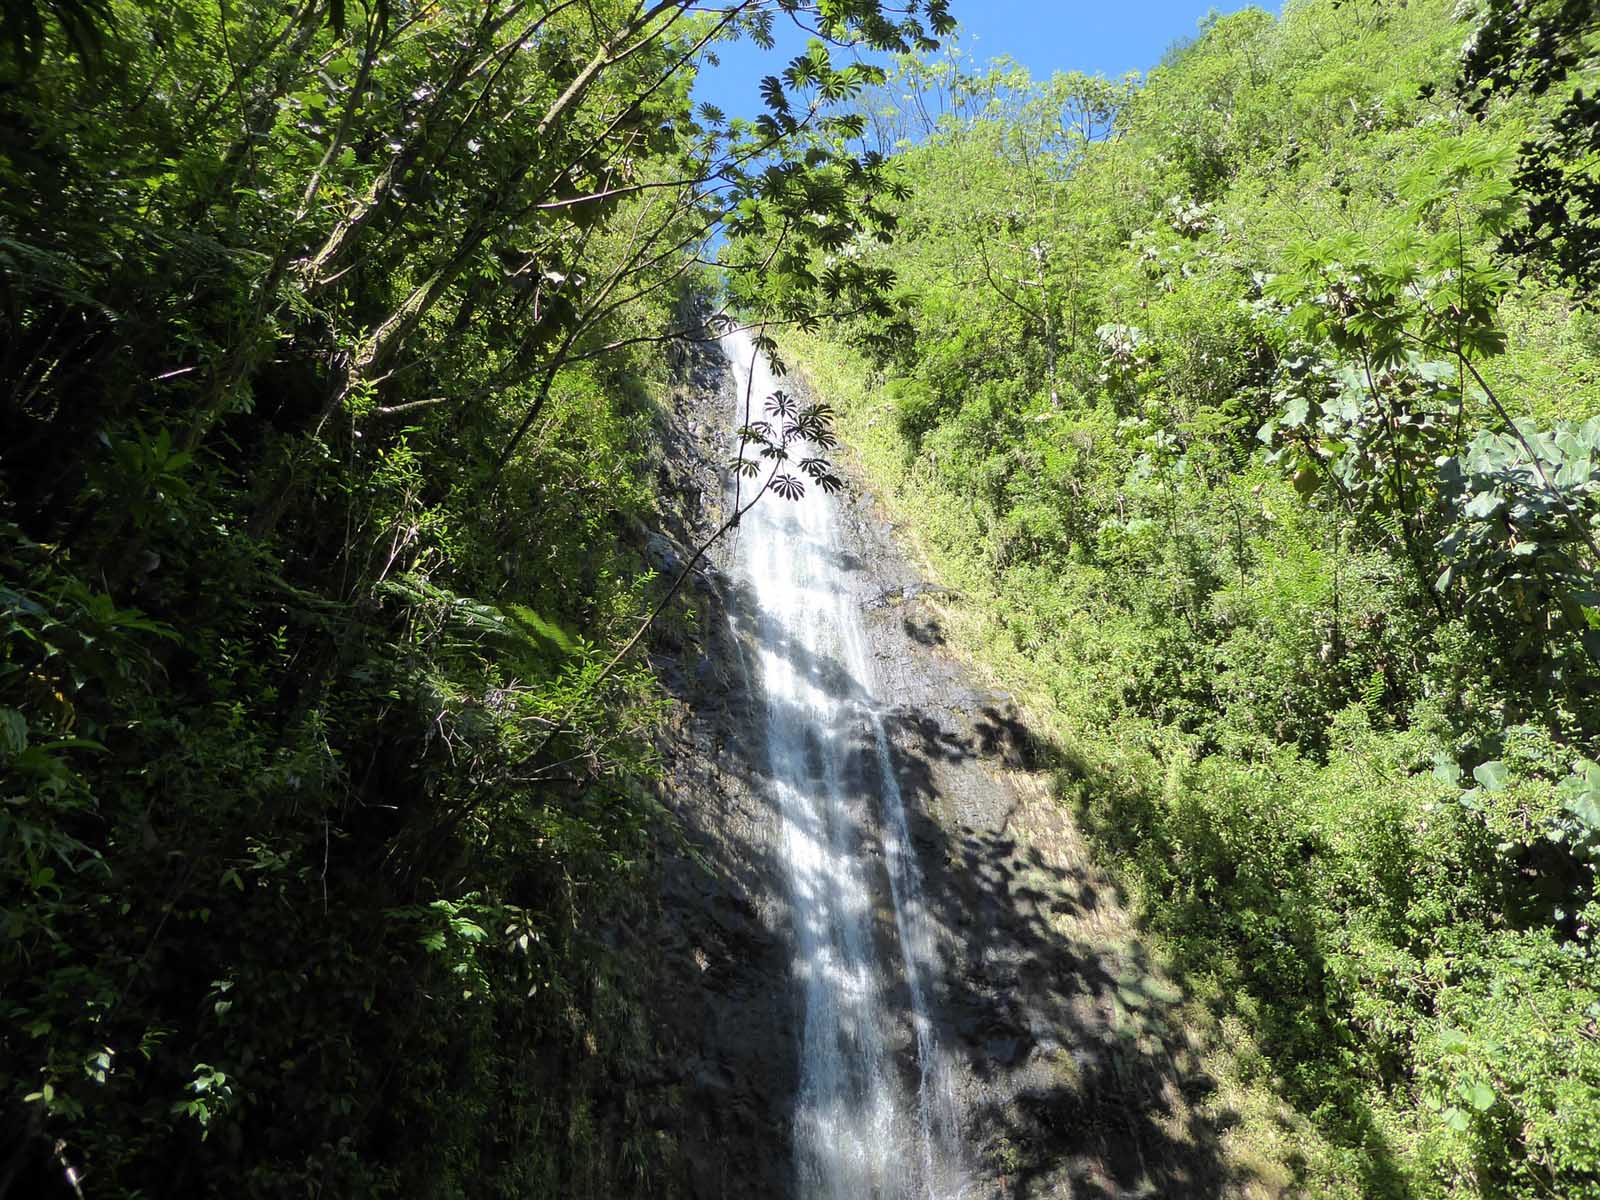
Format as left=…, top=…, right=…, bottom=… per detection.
left=691, top=1, right=1266, bottom=121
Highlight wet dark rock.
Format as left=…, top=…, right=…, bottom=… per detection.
left=692, top=1062, right=734, bottom=1096
left=863, top=580, right=957, bottom=611
left=985, top=1036, right=1032, bottom=1067
left=864, top=584, right=907, bottom=610
left=632, top=333, right=1236, bottom=1200
left=693, top=654, right=725, bottom=693
left=646, top=531, right=686, bottom=574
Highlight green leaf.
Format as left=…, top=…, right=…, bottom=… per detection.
left=1473, top=760, right=1509, bottom=792
left=1465, top=491, right=1504, bottom=519
left=1584, top=628, right=1600, bottom=664
left=1561, top=760, right=1600, bottom=829
left=1464, top=1082, right=1496, bottom=1111
left=0, top=707, right=25, bottom=755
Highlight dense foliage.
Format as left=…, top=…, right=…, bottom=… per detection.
left=788, top=1, right=1600, bottom=1195
left=11, top=0, right=1600, bottom=1193
left=0, top=0, right=949, bottom=1194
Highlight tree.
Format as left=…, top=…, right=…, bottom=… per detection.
left=1458, top=0, right=1600, bottom=300
left=0, top=1, right=955, bottom=1192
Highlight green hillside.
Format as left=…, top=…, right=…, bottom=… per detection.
left=781, top=1, right=1600, bottom=1195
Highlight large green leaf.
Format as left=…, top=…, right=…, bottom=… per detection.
left=1560, top=759, right=1600, bottom=829
left=1473, top=760, right=1509, bottom=792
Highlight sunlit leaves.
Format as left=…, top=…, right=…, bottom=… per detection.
left=1434, top=418, right=1600, bottom=655
left=716, top=13, right=953, bottom=345
left=741, top=7, right=775, bottom=50
left=1559, top=760, right=1600, bottom=831
left=1458, top=0, right=1600, bottom=301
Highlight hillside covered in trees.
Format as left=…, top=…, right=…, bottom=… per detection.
left=784, top=0, right=1600, bottom=1196
left=0, top=0, right=946, bottom=1193
left=3, top=0, right=1600, bottom=1197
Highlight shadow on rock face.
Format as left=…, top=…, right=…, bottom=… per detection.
left=638, top=342, right=1283, bottom=1200
left=868, top=671, right=1238, bottom=1200
left=903, top=613, right=947, bottom=647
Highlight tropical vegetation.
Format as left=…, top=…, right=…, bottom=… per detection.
left=0, top=0, right=944, bottom=1193
left=786, top=0, right=1600, bottom=1195
left=6, top=0, right=1600, bottom=1195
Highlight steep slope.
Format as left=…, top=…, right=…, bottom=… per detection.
left=777, top=0, right=1600, bottom=1196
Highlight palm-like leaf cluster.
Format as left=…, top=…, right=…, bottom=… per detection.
left=732, top=389, right=844, bottom=502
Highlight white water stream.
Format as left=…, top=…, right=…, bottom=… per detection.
left=721, top=329, right=965, bottom=1200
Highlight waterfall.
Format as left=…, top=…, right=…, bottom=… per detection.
left=721, top=329, right=964, bottom=1200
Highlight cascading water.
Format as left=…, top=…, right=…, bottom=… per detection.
left=721, top=329, right=965, bottom=1200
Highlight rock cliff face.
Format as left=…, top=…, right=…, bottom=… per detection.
left=639, top=336, right=1230, bottom=1199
